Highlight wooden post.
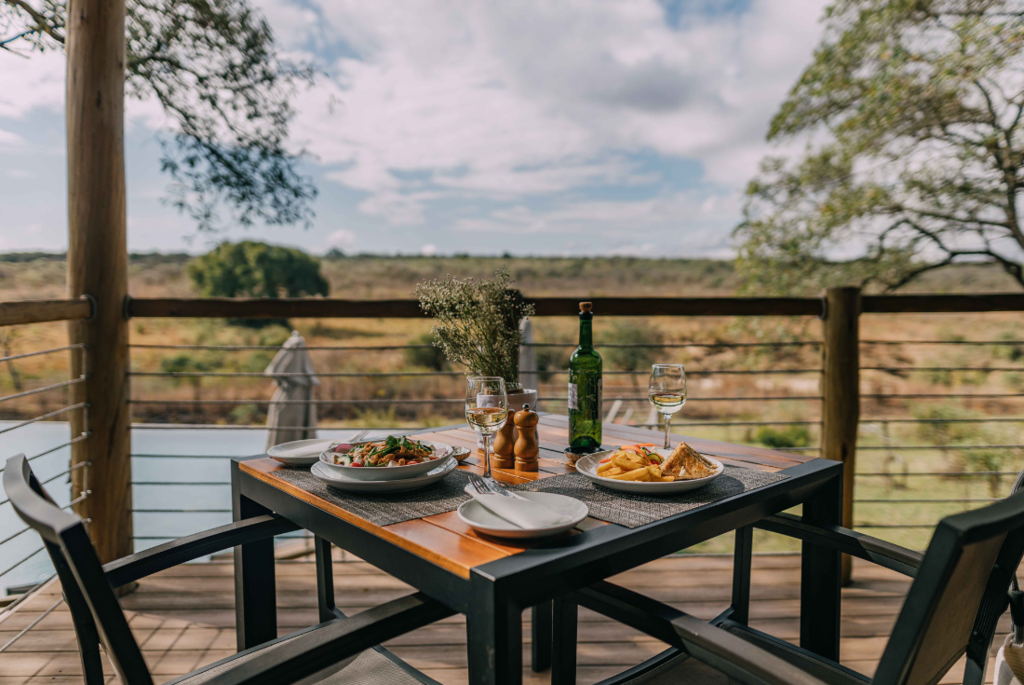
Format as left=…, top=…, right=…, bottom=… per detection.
left=66, top=0, right=132, bottom=563
left=821, top=286, right=860, bottom=585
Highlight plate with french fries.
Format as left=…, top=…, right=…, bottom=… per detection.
left=575, top=442, right=723, bottom=494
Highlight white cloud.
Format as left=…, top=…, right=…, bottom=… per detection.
left=326, top=229, right=357, bottom=249
left=0, top=0, right=829, bottom=256
left=420, top=243, right=438, bottom=256
left=286, top=0, right=828, bottom=226
left=0, top=50, right=65, bottom=119
left=0, top=129, right=25, bottom=151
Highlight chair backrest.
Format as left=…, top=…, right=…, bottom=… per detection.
left=873, top=489, right=1024, bottom=685
left=3, top=454, right=154, bottom=685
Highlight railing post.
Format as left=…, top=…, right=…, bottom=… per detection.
left=519, top=318, right=539, bottom=410
left=821, top=286, right=861, bottom=586
left=66, top=0, right=132, bottom=563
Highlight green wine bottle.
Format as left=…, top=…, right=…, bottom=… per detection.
left=568, top=301, right=602, bottom=451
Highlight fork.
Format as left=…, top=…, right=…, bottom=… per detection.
left=468, top=473, right=525, bottom=500
left=348, top=429, right=370, bottom=443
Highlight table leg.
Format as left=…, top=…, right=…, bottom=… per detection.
left=232, top=486, right=277, bottom=651
left=314, top=535, right=337, bottom=622
left=800, top=471, right=843, bottom=661
left=530, top=601, right=552, bottom=672
left=731, top=525, right=753, bottom=625
left=550, top=597, right=578, bottom=685
left=467, top=581, right=521, bottom=685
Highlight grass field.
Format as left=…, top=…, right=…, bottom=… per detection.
left=1, top=252, right=1023, bottom=551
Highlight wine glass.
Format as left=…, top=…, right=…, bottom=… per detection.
left=465, top=377, right=509, bottom=480
left=649, top=364, right=686, bottom=449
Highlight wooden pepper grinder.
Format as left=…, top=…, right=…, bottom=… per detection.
left=514, top=403, right=540, bottom=472
left=491, top=408, right=516, bottom=469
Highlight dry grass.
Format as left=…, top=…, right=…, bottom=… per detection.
left=1, top=255, right=1023, bottom=550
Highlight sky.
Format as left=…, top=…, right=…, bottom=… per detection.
left=0, top=0, right=829, bottom=257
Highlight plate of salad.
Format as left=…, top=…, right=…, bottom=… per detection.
left=318, top=436, right=454, bottom=481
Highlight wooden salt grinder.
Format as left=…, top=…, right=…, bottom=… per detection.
left=514, top=404, right=540, bottom=472
left=491, top=408, right=516, bottom=469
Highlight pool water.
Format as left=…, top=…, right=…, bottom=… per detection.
left=0, top=423, right=369, bottom=596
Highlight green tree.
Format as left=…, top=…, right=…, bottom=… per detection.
left=737, top=0, right=1024, bottom=294
left=1, top=0, right=316, bottom=231
left=189, top=241, right=328, bottom=328
left=188, top=241, right=329, bottom=298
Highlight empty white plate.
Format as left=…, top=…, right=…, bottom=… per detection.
left=457, top=491, right=588, bottom=539
left=310, top=458, right=458, bottom=493
left=268, top=438, right=339, bottom=466
left=574, top=450, right=723, bottom=495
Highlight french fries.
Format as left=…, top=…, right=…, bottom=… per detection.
left=607, top=465, right=675, bottom=482
left=595, top=447, right=677, bottom=483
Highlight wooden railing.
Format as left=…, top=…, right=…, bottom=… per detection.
left=4, top=289, right=1024, bottom=580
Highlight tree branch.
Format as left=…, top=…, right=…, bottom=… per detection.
left=1, top=0, right=63, bottom=44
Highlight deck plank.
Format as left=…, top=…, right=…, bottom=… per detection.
left=3, top=551, right=1011, bottom=684
left=2, top=554, right=1000, bottom=684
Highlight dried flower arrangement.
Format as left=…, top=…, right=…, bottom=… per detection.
left=415, top=268, right=535, bottom=392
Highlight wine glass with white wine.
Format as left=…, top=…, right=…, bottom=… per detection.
left=649, top=364, right=686, bottom=449
left=465, top=377, right=509, bottom=480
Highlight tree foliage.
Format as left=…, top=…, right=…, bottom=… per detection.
left=1, top=0, right=317, bottom=232
left=188, top=241, right=329, bottom=299
left=736, top=0, right=1024, bottom=293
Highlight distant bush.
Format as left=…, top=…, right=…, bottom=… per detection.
left=914, top=403, right=1017, bottom=496
left=0, top=252, right=65, bottom=263
left=404, top=333, right=448, bottom=371
left=603, top=320, right=664, bottom=372
left=536, top=346, right=570, bottom=383
left=189, top=241, right=328, bottom=328
left=755, top=425, right=811, bottom=449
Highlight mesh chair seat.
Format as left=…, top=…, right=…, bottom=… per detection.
left=610, top=622, right=870, bottom=685
left=171, top=629, right=423, bottom=685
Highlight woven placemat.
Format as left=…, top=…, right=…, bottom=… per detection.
left=510, top=467, right=788, bottom=529
left=272, top=465, right=787, bottom=530
left=273, top=467, right=473, bottom=527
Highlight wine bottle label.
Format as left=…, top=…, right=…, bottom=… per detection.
left=568, top=382, right=578, bottom=410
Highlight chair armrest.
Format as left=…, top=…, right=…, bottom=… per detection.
left=575, top=581, right=834, bottom=685
left=755, top=513, right=921, bottom=578
left=103, top=514, right=299, bottom=587
left=204, top=592, right=454, bottom=685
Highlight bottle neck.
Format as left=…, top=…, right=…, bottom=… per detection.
left=578, top=315, right=593, bottom=350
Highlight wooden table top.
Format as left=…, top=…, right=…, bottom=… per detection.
left=239, top=415, right=816, bottom=580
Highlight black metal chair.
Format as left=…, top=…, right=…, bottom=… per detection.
left=3, top=453, right=453, bottom=685
left=552, top=489, right=1024, bottom=685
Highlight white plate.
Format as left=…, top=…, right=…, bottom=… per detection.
left=574, top=449, right=724, bottom=494
left=310, top=458, right=458, bottom=493
left=319, top=439, right=455, bottom=481
left=268, top=439, right=340, bottom=465
left=457, top=491, right=588, bottom=539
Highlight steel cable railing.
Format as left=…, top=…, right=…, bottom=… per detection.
left=0, top=336, right=90, bottom=609
left=851, top=335, right=1024, bottom=541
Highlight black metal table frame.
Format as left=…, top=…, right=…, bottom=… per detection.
left=231, top=457, right=844, bottom=685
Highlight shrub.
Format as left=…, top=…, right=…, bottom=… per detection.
left=603, top=320, right=664, bottom=372
left=755, top=425, right=811, bottom=449
left=404, top=333, right=448, bottom=371
left=188, top=241, right=329, bottom=328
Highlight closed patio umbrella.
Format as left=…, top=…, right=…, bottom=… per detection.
left=265, top=331, right=319, bottom=450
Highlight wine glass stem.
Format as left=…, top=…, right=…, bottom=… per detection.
left=664, top=413, right=671, bottom=449
left=482, top=434, right=492, bottom=479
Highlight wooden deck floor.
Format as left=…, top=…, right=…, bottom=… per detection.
left=0, top=553, right=1008, bottom=684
